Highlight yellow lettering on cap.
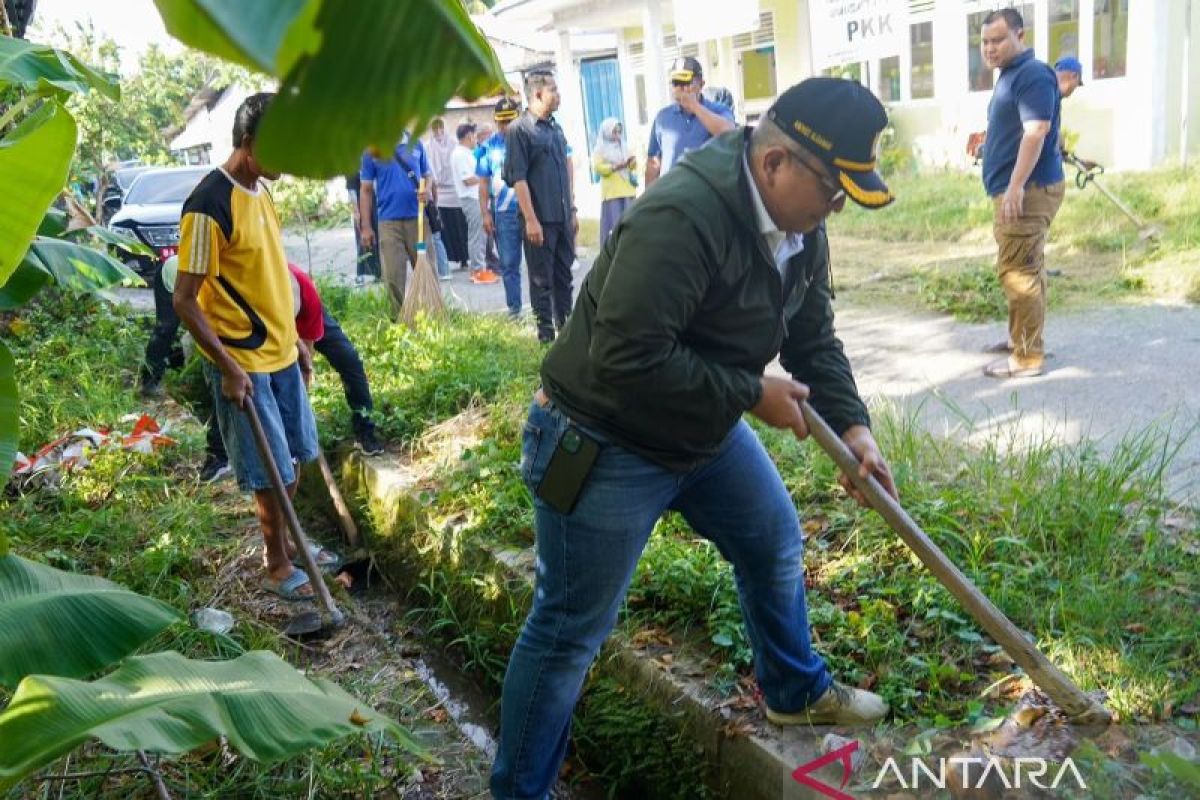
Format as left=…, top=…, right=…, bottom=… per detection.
left=793, top=120, right=833, bottom=151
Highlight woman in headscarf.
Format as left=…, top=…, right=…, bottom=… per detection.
left=591, top=118, right=637, bottom=246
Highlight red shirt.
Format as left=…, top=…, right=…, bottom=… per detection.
left=288, top=263, right=325, bottom=342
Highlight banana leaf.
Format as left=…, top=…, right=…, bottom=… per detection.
left=0, top=555, right=182, bottom=688
left=0, top=35, right=120, bottom=99
left=0, top=650, right=425, bottom=789
left=0, top=253, right=52, bottom=310
left=65, top=225, right=156, bottom=257
left=23, top=237, right=144, bottom=293
left=0, top=101, right=76, bottom=288
left=151, top=0, right=505, bottom=177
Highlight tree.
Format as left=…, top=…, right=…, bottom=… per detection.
left=34, top=21, right=260, bottom=215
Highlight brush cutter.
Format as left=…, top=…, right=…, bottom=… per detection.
left=801, top=401, right=1112, bottom=725
left=241, top=400, right=346, bottom=634
left=1065, top=152, right=1161, bottom=242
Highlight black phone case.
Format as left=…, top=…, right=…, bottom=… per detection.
left=535, top=427, right=600, bottom=515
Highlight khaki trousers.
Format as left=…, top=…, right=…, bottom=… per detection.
left=992, top=181, right=1065, bottom=368
left=379, top=218, right=420, bottom=320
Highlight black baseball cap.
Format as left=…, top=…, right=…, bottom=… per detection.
left=669, top=56, right=702, bottom=84
left=494, top=97, right=520, bottom=122
left=767, top=77, right=894, bottom=208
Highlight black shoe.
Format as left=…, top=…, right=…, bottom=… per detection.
left=199, top=455, right=232, bottom=483
left=356, top=429, right=384, bottom=456
left=139, top=381, right=164, bottom=399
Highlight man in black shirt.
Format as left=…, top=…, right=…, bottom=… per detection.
left=504, top=71, right=576, bottom=343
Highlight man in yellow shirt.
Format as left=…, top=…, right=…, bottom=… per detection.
left=173, top=93, right=325, bottom=601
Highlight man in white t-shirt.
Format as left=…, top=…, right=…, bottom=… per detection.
left=452, top=123, right=499, bottom=285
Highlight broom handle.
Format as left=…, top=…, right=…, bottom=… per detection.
left=417, top=178, right=426, bottom=248
left=242, top=399, right=345, bottom=626
left=800, top=401, right=1111, bottom=724
left=317, top=452, right=361, bottom=549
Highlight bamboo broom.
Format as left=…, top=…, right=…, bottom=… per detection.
left=400, top=178, right=446, bottom=326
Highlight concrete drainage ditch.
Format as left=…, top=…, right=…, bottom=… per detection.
left=306, top=428, right=838, bottom=799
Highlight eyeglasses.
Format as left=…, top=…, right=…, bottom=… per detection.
left=789, top=152, right=846, bottom=205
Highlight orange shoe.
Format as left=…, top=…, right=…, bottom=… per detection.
left=470, top=269, right=500, bottom=285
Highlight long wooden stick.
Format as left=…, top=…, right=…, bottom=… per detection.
left=801, top=401, right=1111, bottom=724
left=317, top=452, right=361, bottom=549
left=243, top=401, right=345, bottom=627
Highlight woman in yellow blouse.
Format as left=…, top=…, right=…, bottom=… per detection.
left=592, top=118, right=637, bottom=245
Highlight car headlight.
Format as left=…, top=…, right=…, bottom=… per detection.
left=141, top=225, right=180, bottom=247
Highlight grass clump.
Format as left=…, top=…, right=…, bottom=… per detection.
left=0, top=292, right=449, bottom=799
left=830, top=166, right=1200, bottom=310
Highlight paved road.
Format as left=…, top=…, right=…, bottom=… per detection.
left=122, top=228, right=1199, bottom=505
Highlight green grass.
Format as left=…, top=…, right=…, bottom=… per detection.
left=0, top=292, right=458, bottom=799
left=331, top=295, right=1197, bottom=728
left=830, top=166, right=1200, bottom=317
left=292, top=288, right=1197, bottom=794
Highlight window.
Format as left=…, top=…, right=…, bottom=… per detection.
left=879, top=56, right=901, bottom=102
left=968, top=4, right=1036, bottom=92
left=1048, top=0, right=1080, bottom=66
left=1093, top=0, right=1128, bottom=79
left=823, top=62, right=863, bottom=83
left=740, top=46, right=777, bottom=102
left=910, top=21, right=934, bottom=99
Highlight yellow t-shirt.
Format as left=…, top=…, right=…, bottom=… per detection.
left=177, top=168, right=297, bottom=373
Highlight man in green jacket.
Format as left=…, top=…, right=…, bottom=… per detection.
left=491, top=78, right=899, bottom=800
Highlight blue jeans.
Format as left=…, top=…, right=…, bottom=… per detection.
left=490, top=401, right=831, bottom=800
left=203, top=360, right=319, bottom=492
left=433, top=231, right=450, bottom=278
left=495, top=209, right=522, bottom=315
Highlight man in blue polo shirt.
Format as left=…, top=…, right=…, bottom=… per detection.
left=359, top=133, right=433, bottom=320
left=644, top=56, right=735, bottom=187
left=479, top=97, right=523, bottom=317
left=979, top=8, right=1064, bottom=379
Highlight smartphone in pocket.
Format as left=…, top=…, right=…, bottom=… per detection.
left=535, top=426, right=600, bottom=514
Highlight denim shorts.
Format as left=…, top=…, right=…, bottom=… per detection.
left=204, top=359, right=319, bottom=492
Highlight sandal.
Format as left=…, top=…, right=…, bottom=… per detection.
left=983, top=359, right=1044, bottom=379
left=292, top=543, right=342, bottom=573
left=261, top=568, right=314, bottom=602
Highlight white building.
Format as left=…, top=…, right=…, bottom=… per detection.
left=168, top=83, right=255, bottom=167
left=489, top=0, right=1199, bottom=180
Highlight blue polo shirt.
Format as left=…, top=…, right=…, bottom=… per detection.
left=476, top=132, right=517, bottom=215
left=982, top=49, right=1063, bottom=197
left=360, top=138, right=431, bottom=221
left=647, top=96, right=735, bottom=173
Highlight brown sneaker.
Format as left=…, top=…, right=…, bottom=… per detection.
left=765, top=682, right=888, bottom=726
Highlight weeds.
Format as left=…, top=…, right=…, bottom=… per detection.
left=831, top=167, right=1200, bottom=311
left=0, top=293, right=456, bottom=798
left=345, top=304, right=1197, bottom=728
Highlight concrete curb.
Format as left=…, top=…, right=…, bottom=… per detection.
left=318, top=443, right=849, bottom=799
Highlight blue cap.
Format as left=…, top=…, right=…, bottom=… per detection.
left=1055, top=56, right=1084, bottom=82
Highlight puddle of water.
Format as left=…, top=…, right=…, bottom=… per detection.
left=412, top=654, right=498, bottom=760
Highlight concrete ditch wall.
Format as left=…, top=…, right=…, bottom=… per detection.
left=311, top=440, right=837, bottom=800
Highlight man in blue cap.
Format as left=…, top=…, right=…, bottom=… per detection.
left=644, top=56, right=735, bottom=187
left=490, top=77, right=898, bottom=799
left=1054, top=55, right=1083, bottom=99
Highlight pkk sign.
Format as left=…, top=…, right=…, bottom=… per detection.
left=808, top=0, right=905, bottom=70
